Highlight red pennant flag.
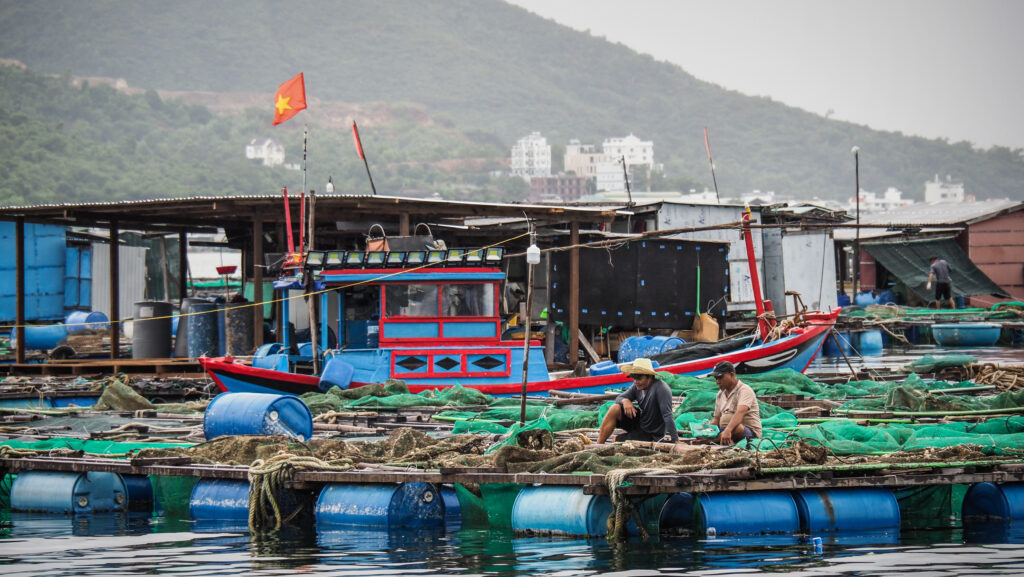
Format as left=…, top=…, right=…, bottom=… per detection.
left=704, top=126, right=713, bottom=161
left=352, top=121, right=365, bottom=159
left=273, top=73, right=307, bottom=126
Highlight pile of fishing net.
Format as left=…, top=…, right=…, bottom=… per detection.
left=299, top=381, right=491, bottom=414
left=91, top=374, right=207, bottom=414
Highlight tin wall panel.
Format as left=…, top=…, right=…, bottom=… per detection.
left=91, top=243, right=149, bottom=322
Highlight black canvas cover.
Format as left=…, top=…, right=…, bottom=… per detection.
left=862, top=237, right=1008, bottom=301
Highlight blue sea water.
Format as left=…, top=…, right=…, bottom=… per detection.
left=4, top=513, right=1024, bottom=576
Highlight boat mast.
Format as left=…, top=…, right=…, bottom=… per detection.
left=743, top=206, right=771, bottom=339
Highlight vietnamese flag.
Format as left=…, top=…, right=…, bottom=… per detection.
left=273, top=73, right=306, bottom=125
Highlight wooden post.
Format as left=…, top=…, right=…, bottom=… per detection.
left=569, top=221, right=580, bottom=365
left=275, top=223, right=285, bottom=341
left=178, top=230, right=188, bottom=305
left=109, top=220, right=120, bottom=360
left=14, top=217, right=25, bottom=364
left=253, top=217, right=264, bottom=348
left=399, top=212, right=410, bottom=236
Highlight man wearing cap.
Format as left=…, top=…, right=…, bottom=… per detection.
left=710, top=361, right=761, bottom=445
left=596, top=358, right=679, bottom=444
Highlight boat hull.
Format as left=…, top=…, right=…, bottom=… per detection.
left=201, top=310, right=837, bottom=397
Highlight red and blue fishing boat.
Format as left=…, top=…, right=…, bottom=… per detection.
left=201, top=210, right=838, bottom=397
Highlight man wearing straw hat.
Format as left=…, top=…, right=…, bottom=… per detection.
left=596, top=358, right=679, bottom=444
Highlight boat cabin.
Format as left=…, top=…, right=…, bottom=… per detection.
left=260, top=247, right=551, bottom=387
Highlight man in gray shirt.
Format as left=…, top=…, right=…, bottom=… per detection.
left=597, top=357, right=680, bottom=444
left=927, top=256, right=955, bottom=309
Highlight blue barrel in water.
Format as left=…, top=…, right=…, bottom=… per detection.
left=512, top=486, right=613, bottom=537
left=316, top=482, right=444, bottom=529
left=132, top=301, right=173, bottom=359
left=836, top=292, right=852, bottom=308
left=617, top=335, right=685, bottom=364
left=793, top=488, right=900, bottom=532
left=11, top=470, right=127, bottom=514
left=65, top=310, right=109, bottom=333
left=173, top=297, right=206, bottom=358
left=10, top=324, right=68, bottom=351
left=858, top=330, right=884, bottom=356
left=659, top=492, right=696, bottom=532
left=822, top=332, right=853, bottom=358
left=204, top=392, right=313, bottom=441
left=121, top=474, right=155, bottom=513
left=187, top=300, right=219, bottom=358
left=697, top=491, right=800, bottom=535
left=439, top=484, right=462, bottom=530
left=963, top=483, right=1024, bottom=520
left=189, top=479, right=250, bottom=531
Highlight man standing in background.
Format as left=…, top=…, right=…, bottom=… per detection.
left=926, top=256, right=955, bottom=309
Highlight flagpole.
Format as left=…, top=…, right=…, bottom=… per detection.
left=704, top=126, right=721, bottom=203
left=352, top=121, right=377, bottom=196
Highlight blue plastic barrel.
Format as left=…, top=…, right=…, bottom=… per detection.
left=11, top=471, right=127, bottom=514
left=121, top=474, right=155, bottom=513
left=10, top=324, right=68, bottom=351
left=440, top=484, right=462, bottom=530
left=793, top=488, right=900, bottom=532
left=189, top=479, right=250, bottom=523
left=854, top=291, right=878, bottom=307
left=216, top=303, right=227, bottom=356
left=659, top=492, right=696, bottom=531
left=318, top=357, right=354, bottom=392
left=512, top=486, right=613, bottom=537
left=617, top=335, right=685, bottom=364
left=822, top=332, right=853, bottom=358
left=963, top=483, right=1024, bottom=520
left=588, top=360, right=620, bottom=377
left=932, top=323, right=1002, bottom=347
left=203, top=393, right=313, bottom=441
left=187, top=301, right=219, bottom=358
left=174, top=297, right=206, bottom=358
left=224, top=301, right=254, bottom=356
left=316, top=482, right=444, bottom=529
left=132, top=301, right=173, bottom=359
left=837, top=292, right=852, bottom=307
left=697, top=491, right=800, bottom=535
left=65, top=310, right=109, bottom=333
left=858, top=330, right=884, bottom=356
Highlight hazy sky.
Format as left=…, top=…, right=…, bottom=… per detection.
left=507, top=0, right=1024, bottom=150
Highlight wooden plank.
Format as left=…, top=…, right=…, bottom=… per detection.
left=576, top=330, right=601, bottom=364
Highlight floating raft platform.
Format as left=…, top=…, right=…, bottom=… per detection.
left=0, top=358, right=206, bottom=377
left=5, top=454, right=1024, bottom=496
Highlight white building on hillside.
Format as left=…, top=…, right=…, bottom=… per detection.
left=849, top=187, right=914, bottom=215
left=246, top=138, right=285, bottom=167
left=510, top=132, right=551, bottom=181
left=563, top=139, right=612, bottom=178
left=925, top=174, right=965, bottom=203
left=602, top=134, right=654, bottom=169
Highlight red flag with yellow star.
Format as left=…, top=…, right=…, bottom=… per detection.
left=273, top=73, right=306, bottom=125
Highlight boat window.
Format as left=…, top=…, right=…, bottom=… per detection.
left=384, top=284, right=438, bottom=317
left=442, top=283, right=493, bottom=317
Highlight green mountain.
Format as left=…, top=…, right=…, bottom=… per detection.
left=1, top=0, right=1022, bottom=202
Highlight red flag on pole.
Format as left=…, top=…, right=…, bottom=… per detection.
left=704, top=126, right=713, bottom=161
left=273, top=73, right=307, bottom=126
left=352, top=121, right=365, bottom=159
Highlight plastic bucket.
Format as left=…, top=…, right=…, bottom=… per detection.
left=512, top=486, right=613, bottom=537
left=963, top=483, right=1024, bottom=520
left=793, top=488, right=900, bottom=532
left=65, top=310, right=109, bottom=333
left=132, top=301, right=173, bottom=359
left=10, top=324, right=68, bottom=351
left=11, top=471, right=127, bottom=514
left=697, top=491, right=800, bottom=535
left=858, top=330, right=884, bottom=356
left=186, top=301, right=219, bottom=358
left=318, top=357, right=354, bottom=392
left=204, top=392, right=313, bottom=441
left=315, top=482, right=444, bottom=529
left=617, top=335, right=685, bottom=364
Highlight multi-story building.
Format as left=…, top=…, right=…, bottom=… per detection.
left=510, top=132, right=551, bottom=181
left=924, top=174, right=966, bottom=203
left=601, top=134, right=654, bottom=169
left=848, top=187, right=914, bottom=215
left=563, top=139, right=612, bottom=178
left=528, top=175, right=594, bottom=202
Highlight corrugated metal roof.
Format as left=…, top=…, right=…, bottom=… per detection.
left=833, top=199, right=1023, bottom=241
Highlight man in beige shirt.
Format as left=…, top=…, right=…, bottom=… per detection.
left=709, top=361, right=761, bottom=445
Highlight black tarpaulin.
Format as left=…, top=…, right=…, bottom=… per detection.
left=862, top=237, right=1008, bottom=302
